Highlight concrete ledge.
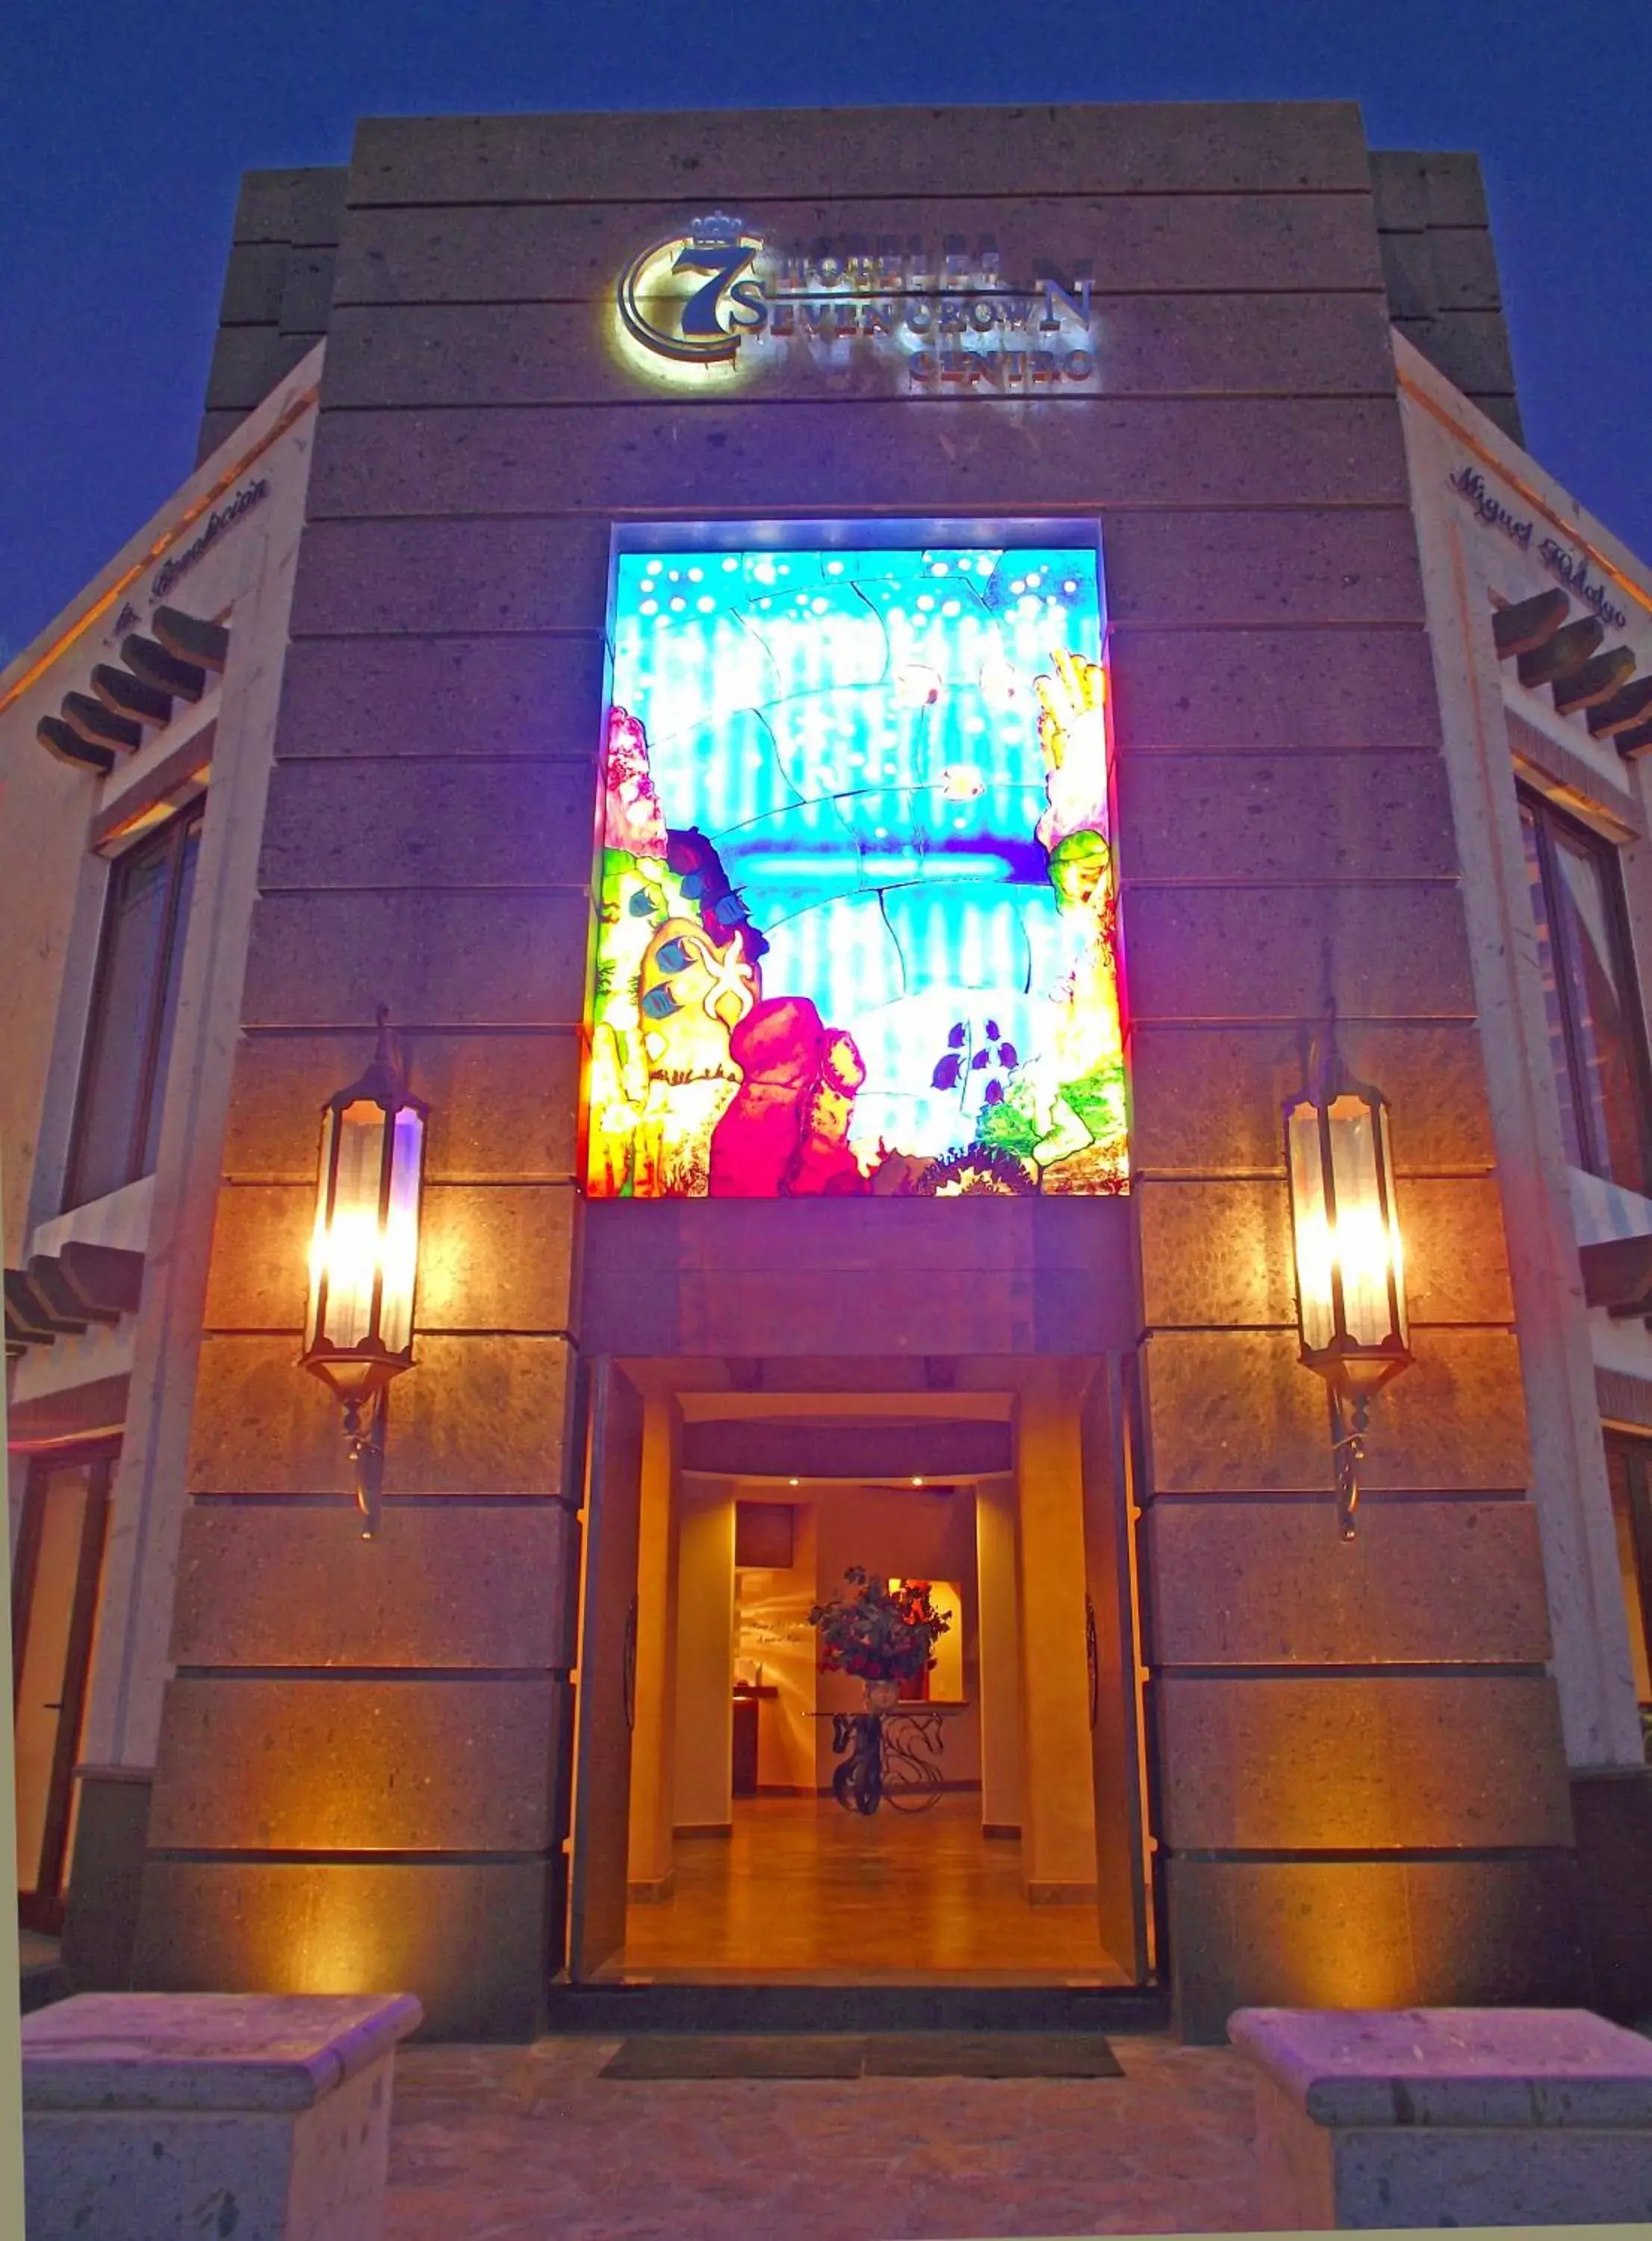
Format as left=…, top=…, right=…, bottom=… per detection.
left=24, top=1992, right=420, bottom=2241
left=1232, top=2006, right=1652, bottom=2228
left=22, top=1990, right=421, bottom=2113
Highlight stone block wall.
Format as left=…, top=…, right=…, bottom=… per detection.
left=197, top=166, right=347, bottom=464
left=141, top=99, right=1579, bottom=2038
left=1115, top=306, right=1572, bottom=2023
left=196, top=144, right=1527, bottom=460
left=1369, top=148, right=1521, bottom=442
left=134, top=1501, right=579, bottom=2038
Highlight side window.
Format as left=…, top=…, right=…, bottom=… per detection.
left=1605, top=1435, right=1652, bottom=1755
left=1518, top=790, right=1652, bottom=1197
left=62, top=802, right=203, bottom=1211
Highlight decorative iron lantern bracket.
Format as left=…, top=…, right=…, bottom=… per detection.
left=299, top=1007, right=427, bottom=1540
left=1285, top=1017, right=1414, bottom=1542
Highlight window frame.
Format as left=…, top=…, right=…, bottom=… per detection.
left=1605, top=1432, right=1652, bottom=1716
left=1518, top=784, right=1652, bottom=1196
left=61, top=799, right=204, bottom=1212
left=10, top=1437, right=118, bottom=1929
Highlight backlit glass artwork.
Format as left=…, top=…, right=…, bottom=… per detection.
left=586, top=541, right=1126, bottom=1198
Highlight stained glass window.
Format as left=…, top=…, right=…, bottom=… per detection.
left=585, top=540, right=1126, bottom=1199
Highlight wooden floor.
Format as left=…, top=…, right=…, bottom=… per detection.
left=618, top=1794, right=1126, bottom=1984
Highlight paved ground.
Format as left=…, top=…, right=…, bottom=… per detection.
left=382, top=2033, right=1260, bottom=2241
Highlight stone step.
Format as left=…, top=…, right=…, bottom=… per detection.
left=545, top=1979, right=1167, bottom=2034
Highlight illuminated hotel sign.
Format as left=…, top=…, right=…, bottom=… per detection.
left=614, top=213, right=1097, bottom=393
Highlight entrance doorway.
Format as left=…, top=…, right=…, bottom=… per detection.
left=11, top=1440, right=115, bottom=1932
left=565, top=1361, right=1154, bottom=1992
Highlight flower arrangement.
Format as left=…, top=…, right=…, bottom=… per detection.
left=807, top=1566, right=951, bottom=1683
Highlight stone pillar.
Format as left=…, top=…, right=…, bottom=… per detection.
left=57, top=376, right=320, bottom=1997
left=1015, top=1366, right=1099, bottom=1901
left=975, top=1472, right=1023, bottom=1836
left=627, top=1390, right=680, bottom=1897
left=78, top=382, right=318, bottom=1779
left=1117, top=323, right=1586, bottom=2038
left=1395, top=347, right=1645, bottom=1773
left=128, top=328, right=603, bottom=2040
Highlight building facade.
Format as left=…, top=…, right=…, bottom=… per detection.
left=6, top=100, right=1652, bottom=2043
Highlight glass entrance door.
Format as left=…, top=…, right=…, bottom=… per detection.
left=12, top=1442, right=115, bottom=1930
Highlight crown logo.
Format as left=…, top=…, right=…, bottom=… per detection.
left=687, top=211, right=749, bottom=249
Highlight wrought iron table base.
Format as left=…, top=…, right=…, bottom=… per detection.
left=827, top=1708, right=948, bottom=1814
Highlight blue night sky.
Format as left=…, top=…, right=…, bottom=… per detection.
left=3, top=0, right=1650, bottom=659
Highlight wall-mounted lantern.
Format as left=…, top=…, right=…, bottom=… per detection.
left=1285, top=1032, right=1413, bottom=1541
left=300, top=1008, right=427, bottom=1538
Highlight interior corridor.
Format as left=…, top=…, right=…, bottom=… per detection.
left=617, top=1794, right=1125, bottom=1983
left=573, top=1361, right=1152, bottom=1992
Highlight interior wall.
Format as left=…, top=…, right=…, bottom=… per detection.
left=975, top=1473, right=1024, bottom=1832
left=729, top=1480, right=984, bottom=1794
left=626, top=1391, right=679, bottom=1893
left=1080, top=1363, right=1151, bottom=1980
left=810, top=1481, right=981, bottom=1791
left=672, top=1478, right=735, bottom=1832
left=734, top=1499, right=819, bottom=1791
left=1015, top=1367, right=1101, bottom=1901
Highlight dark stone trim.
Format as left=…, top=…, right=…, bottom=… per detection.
left=1599, top=1367, right=1652, bottom=1431
left=5, top=1375, right=130, bottom=1451
left=1506, top=707, right=1642, bottom=836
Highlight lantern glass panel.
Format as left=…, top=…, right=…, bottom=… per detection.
left=309, top=1098, right=391, bottom=1352
left=304, top=1105, right=336, bottom=1352
left=379, top=1106, right=425, bottom=1357
left=1376, top=1099, right=1408, bottom=1347
left=1324, top=1092, right=1401, bottom=1348
left=1286, top=1097, right=1335, bottom=1352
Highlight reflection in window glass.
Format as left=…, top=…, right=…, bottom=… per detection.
left=1607, top=1438, right=1652, bottom=1712
left=137, top=821, right=200, bottom=1177
left=13, top=1463, right=93, bottom=1894
left=1550, top=825, right=1651, bottom=1194
left=65, top=805, right=203, bottom=1209
left=1520, top=793, right=1651, bottom=1195
left=1520, top=803, right=1586, bottom=1170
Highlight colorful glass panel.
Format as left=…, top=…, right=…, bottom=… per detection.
left=586, top=542, right=1125, bottom=1199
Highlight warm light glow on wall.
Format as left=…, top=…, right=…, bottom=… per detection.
left=288, top=1879, right=396, bottom=1997
left=586, top=539, right=1125, bottom=1199
left=1270, top=1872, right=1418, bottom=2011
